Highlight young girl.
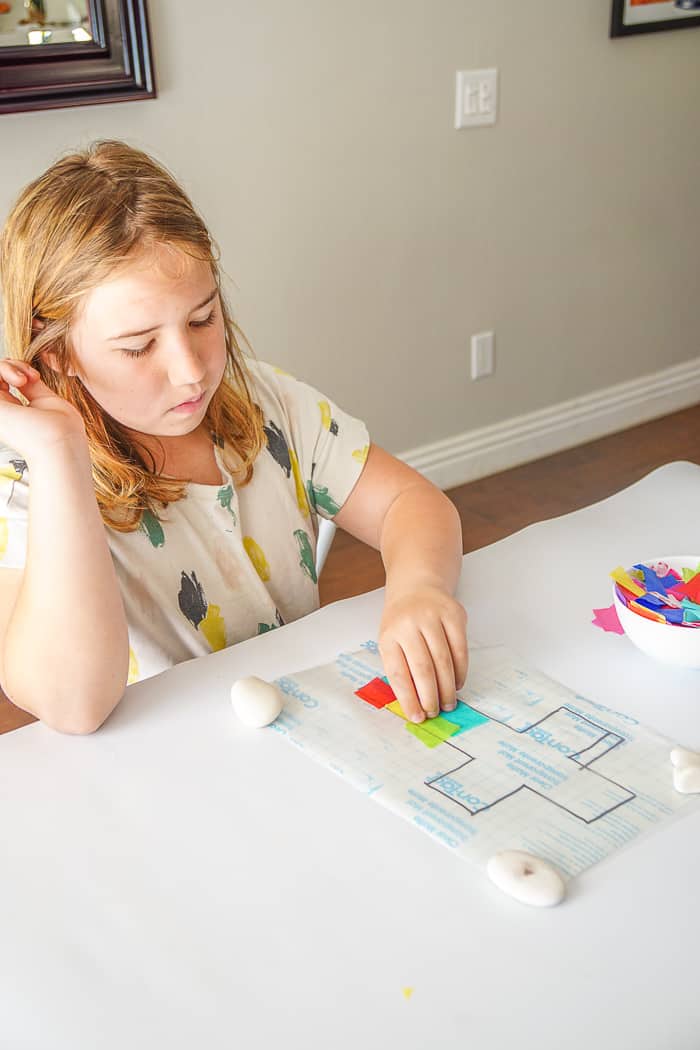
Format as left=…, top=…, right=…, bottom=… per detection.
left=0, top=140, right=467, bottom=735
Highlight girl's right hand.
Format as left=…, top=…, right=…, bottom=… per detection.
left=0, top=358, right=88, bottom=464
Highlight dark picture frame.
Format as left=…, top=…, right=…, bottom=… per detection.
left=0, top=0, right=156, bottom=114
left=611, top=0, right=700, bottom=36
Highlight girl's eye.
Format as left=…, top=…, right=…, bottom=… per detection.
left=122, top=340, right=154, bottom=359
left=190, top=308, right=216, bottom=328
left=119, top=307, right=216, bottom=358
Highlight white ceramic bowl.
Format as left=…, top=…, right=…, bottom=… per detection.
left=612, top=555, right=700, bottom=670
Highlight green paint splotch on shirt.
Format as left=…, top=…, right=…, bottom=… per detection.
left=294, top=529, right=317, bottom=584
left=306, top=480, right=339, bottom=517
left=217, top=484, right=237, bottom=525
left=140, top=509, right=165, bottom=548
left=257, top=622, right=278, bottom=635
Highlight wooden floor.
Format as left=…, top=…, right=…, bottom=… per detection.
left=318, top=403, right=700, bottom=604
left=1, top=403, right=698, bottom=736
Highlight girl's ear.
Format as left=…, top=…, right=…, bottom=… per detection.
left=40, top=349, right=60, bottom=372
left=32, top=316, right=79, bottom=377
left=38, top=349, right=77, bottom=377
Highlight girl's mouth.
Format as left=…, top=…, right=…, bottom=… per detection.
left=171, top=391, right=205, bottom=413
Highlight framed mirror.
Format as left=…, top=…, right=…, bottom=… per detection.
left=0, top=0, right=155, bottom=114
left=610, top=0, right=700, bottom=36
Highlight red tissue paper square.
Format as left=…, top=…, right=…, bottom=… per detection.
left=354, top=677, right=397, bottom=708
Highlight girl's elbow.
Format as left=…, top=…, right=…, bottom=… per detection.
left=37, top=689, right=124, bottom=735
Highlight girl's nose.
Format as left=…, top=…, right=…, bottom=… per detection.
left=167, top=336, right=207, bottom=387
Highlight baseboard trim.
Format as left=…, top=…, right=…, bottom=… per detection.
left=400, top=356, right=700, bottom=491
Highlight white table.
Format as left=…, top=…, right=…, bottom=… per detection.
left=1, top=462, right=698, bottom=1050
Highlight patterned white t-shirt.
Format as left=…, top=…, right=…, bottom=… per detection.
left=0, top=357, right=370, bottom=684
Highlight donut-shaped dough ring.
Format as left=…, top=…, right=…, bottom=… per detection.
left=673, top=764, right=700, bottom=795
left=670, top=747, right=700, bottom=794
left=670, top=747, right=700, bottom=769
left=486, top=850, right=566, bottom=907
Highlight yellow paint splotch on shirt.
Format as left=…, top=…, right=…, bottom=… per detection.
left=200, top=604, right=226, bottom=652
left=289, top=448, right=310, bottom=518
left=243, top=536, right=271, bottom=582
left=318, top=400, right=332, bottom=431
left=127, top=647, right=140, bottom=685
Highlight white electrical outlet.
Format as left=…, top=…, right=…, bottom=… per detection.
left=471, top=331, right=495, bottom=380
left=455, top=69, right=498, bottom=129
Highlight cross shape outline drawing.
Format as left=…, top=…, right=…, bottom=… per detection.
left=423, top=704, right=636, bottom=824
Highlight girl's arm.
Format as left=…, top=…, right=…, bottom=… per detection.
left=2, top=436, right=129, bottom=733
left=333, top=443, right=467, bottom=723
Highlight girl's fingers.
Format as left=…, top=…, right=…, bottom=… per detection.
left=419, top=624, right=458, bottom=712
left=2, top=367, right=26, bottom=386
left=380, top=640, right=425, bottom=723
left=0, top=386, right=30, bottom=409
left=443, top=609, right=469, bottom=692
left=0, top=363, right=57, bottom=413
left=0, top=360, right=39, bottom=386
left=408, top=636, right=441, bottom=718
left=1, top=362, right=56, bottom=404
left=384, top=634, right=440, bottom=721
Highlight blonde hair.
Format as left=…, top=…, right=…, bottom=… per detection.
left=0, top=139, right=266, bottom=532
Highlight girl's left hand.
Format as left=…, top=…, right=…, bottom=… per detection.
left=377, top=582, right=469, bottom=723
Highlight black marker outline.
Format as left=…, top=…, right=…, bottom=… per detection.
left=424, top=704, right=636, bottom=825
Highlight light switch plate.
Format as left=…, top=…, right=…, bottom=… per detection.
left=455, top=68, right=498, bottom=129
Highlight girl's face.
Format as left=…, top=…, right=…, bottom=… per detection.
left=67, top=242, right=228, bottom=444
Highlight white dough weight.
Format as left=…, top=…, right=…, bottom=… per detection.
left=673, top=764, right=700, bottom=795
left=670, top=747, right=700, bottom=769
left=230, top=676, right=284, bottom=727
left=486, top=850, right=566, bottom=908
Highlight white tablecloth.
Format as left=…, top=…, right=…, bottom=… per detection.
left=1, top=461, right=698, bottom=1050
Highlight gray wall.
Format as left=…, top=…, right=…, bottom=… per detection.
left=1, top=1, right=698, bottom=453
